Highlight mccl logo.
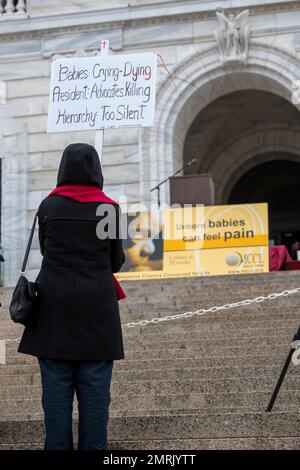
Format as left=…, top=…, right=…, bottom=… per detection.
left=225, top=252, right=263, bottom=267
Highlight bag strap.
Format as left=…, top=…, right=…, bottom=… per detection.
left=20, top=211, right=38, bottom=275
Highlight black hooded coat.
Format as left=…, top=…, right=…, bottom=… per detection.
left=18, top=143, right=125, bottom=361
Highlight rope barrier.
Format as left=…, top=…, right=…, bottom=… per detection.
left=1, top=286, right=299, bottom=352
left=122, top=287, right=300, bottom=328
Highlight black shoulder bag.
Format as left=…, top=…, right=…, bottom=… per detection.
left=9, top=212, right=39, bottom=326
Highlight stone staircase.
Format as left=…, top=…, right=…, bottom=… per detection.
left=0, top=271, right=300, bottom=450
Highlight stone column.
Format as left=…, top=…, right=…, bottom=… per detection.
left=16, top=1, right=27, bottom=14
left=0, top=128, right=28, bottom=287
left=5, top=0, right=15, bottom=15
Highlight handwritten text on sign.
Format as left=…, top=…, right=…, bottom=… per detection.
left=47, top=53, right=157, bottom=133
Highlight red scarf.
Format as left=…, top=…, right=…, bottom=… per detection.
left=48, top=184, right=126, bottom=300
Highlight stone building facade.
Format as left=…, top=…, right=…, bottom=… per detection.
left=1, top=0, right=300, bottom=285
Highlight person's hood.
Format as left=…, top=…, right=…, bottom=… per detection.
left=56, top=143, right=103, bottom=189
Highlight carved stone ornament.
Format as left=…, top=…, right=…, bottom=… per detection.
left=51, top=49, right=103, bottom=61
left=214, top=8, right=250, bottom=65
left=291, top=80, right=300, bottom=105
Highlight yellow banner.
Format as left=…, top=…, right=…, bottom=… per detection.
left=116, top=203, right=269, bottom=280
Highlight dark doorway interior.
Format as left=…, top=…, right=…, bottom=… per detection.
left=228, top=158, right=300, bottom=247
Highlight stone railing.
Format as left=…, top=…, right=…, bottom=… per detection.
left=0, top=0, right=27, bottom=18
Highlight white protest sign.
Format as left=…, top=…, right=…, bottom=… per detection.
left=47, top=52, right=157, bottom=133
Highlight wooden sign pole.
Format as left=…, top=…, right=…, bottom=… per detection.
left=94, top=39, right=110, bottom=162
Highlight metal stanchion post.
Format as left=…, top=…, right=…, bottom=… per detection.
left=266, top=325, right=300, bottom=412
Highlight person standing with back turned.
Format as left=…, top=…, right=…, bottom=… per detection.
left=18, top=143, right=126, bottom=450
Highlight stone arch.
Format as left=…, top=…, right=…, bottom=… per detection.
left=142, top=42, right=300, bottom=204
left=203, top=127, right=300, bottom=203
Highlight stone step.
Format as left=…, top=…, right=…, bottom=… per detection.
left=85, top=436, right=300, bottom=450
left=120, top=305, right=300, bottom=319
left=2, top=301, right=300, bottom=325
left=121, top=292, right=300, bottom=307
left=2, top=311, right=300, bottom=338
left=0, top=353, right=296, bottom=374
left=2, top=282, right=300, bottom=299
left=119, top=306, right=300, bottom=320
left=4, top=282, right=298, bottom=300
left=2, top=296, right=298, bottom=316
left=126, top=336, right=292, bottom=352
left=0, top=384, right=298, bottom=411
left=0, top=372, right=299, bottom=393
left=6, top=285, right=291, bottom=302
left=3, top=345, right=291, bottom=366
left=1, top=411, right=300, bottom=443
left=120, top=344, right=291, bottom=360
left=3, top=334, right=293, bottom=358
left=3, top=296, right=300, bottom=317
left=2, top=342, right=292, bottom=366
left=1, top=272, right=298, bottom=292
left=74, top=365, right=300, bottom=382
left=2, top=303, right=300, bottom=323
left=111, top=436, right=300, bottom=450
left=123, top=324, right=296, bottom=341
left=1, top=318, right=299, bottom=342
left=111, top=391, right=299, bottom=413
left=1, top=326, right=296, bottom=349
left=1, top=276, right=300, bottom=304
left=0, top=369, right=297, bottom=395
left=0, top=364, right=297, bottom=389
left=91, top=355, right=300, bottom=371
left=119, top=302, right=300, bottom=317
left=1, top=436, right=300, bottom=450
left=2, top=303, right=300, bottom=320
left=2, top=305, right=300, bottom=326
left=0, top=357, right=298, bottom=381
left=2, top=404, right=300, bottom=419
left=6, top=292, right=288, bottom=309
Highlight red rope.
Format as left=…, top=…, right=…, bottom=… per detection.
left=156, top=52, right=177, bottom=90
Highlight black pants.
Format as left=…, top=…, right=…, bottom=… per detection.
left=38, top=358, right=114, bottom=450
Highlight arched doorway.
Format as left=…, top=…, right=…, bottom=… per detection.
left=182, top=89, right=300, bottom=242
left=228, top=158, right=300, bottom=245
left=183, top=90, right=300, bottom=196
left=183, top=90, right=300, bottom=171
left=145, top=43, right=300, bottom=207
